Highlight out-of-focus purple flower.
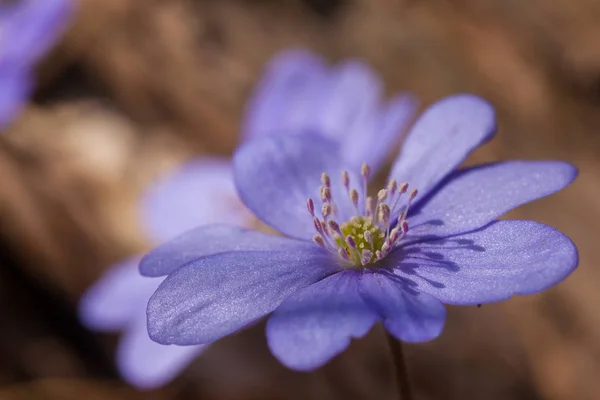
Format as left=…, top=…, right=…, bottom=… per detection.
left=79, top=50, right=414, bottom=389
left=79, top=256, right=207, bottom=388
left=143, top=94, right=578, bottom=372
left=79, top=159, right=239, bottom=389
left=0, top=0, right=74, bottom=129
left=242, top=50, right=415, bottom=174
left=0, top=68, right=30, bottom=129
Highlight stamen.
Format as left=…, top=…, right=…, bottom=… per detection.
left=313, top=217, right=323, bottom=234
left=381, top=240, right=391, bottom=256
left=397, top=222, right=409, bottom=242
left=399, top=188, right=418, bottom=221
left=341, top=170, right=350, bottom=190
left=387, top=179, right=397, bottom=193
left=306, top=198, right=315, bottom=216
left=338, top=248, right=350, bottom=261
left=361, top=163, right=371, bottom=180
left=361, top=250, right=373, bottom=265
left=322, top=203, right=332, bottom=218
left=378, top=203, right=391, bottom=227
left=349, top=189, right=359, bottom=211
left=408, top=188, right=418, bottom=202
left=361, top=163, right=369, bottom=211
left=400, top=220, right=409, bottom=234
left=389, top=182, right=408, bottom=214
left=321, top=173, right=331, bottom=188
left=389, top=227, right=400, bottom=244
left=308, top=164, right=417, bottom=268
left=320, top=219, right=328, bottom=234
left=365, top=196, right=375, bottom=218
left=327, top=220, right=341, bottom=236
left=363, top=229, right=374, bottom=248
left=346, top=235, right=357, bottom=250
left=398, top=182, right=409, bottom=195
left=313, top=234, right=326, bottom=248
left=321, top=186, right=332, bottom=202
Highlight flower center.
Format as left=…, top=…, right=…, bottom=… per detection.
left=307, top=163, right=418, bottom=268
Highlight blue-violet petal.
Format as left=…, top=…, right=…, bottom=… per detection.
left=388, top=94, right=496, bottom=203
left=117, top=313, right=206, bottom=390
left=408, top=161, right=578, bottom=238
left=266, top=270, right=377, bottom=370
left=392, top=220, right=578, bottom=305
left=140, top=224, right=301, bottom=277
left=234, top=134, right=362, bottom=240
left=147, top=247, right=339, bottom=345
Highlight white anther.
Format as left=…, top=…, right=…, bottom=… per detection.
left=387, top=179, right=397, bottom=193
left=361, top=163, right=371, bottom=180
left=378, top=203, right=391, bottom=225
left=320, top=186, right=332, bottom=202
left=398, top=182, right=409, bottom=194
left=349, top=189, right=359, bottom=207
left=322, top=203, right=332, bottom=218
left=363, top=229, right=373, bottom=245
left=321, top=173, right=331, bottom=188
left=341, top=170, right=350, bottom=189
left=366, top=196, right=375, bottom=217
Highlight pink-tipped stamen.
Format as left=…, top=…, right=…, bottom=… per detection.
left=306, top=198, right=315, bottom=216
left=306, top=162, right=417, bottom=268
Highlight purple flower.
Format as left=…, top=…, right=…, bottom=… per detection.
left=79, top=50, right=414, bottom=388
left=142, top=94, right=578, bottom=372
left=0, top=0, right=74, bottom=129
left=242, top=50, right=415, bottom=174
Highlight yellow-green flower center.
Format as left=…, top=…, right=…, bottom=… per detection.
left=307, top=163, right=418, bottom=268
left=335, top=216, right=385, bottom=264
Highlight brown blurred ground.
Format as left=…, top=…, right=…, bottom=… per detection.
left=1, top=0, right=600, bottom=399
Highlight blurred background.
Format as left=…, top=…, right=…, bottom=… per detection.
left=1, top=0, right=600, bottom=399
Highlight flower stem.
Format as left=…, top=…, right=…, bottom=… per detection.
left=386, top=332, right=413, bottom=400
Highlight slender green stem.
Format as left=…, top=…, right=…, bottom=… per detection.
left=386, top=332, right=413, bottom=400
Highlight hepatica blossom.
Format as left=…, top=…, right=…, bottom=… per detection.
left=79, top=50, right=414, bottom=388
left=0, top=0, right=73, bottom=129
left=143, top=95, right=578, bottom=371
